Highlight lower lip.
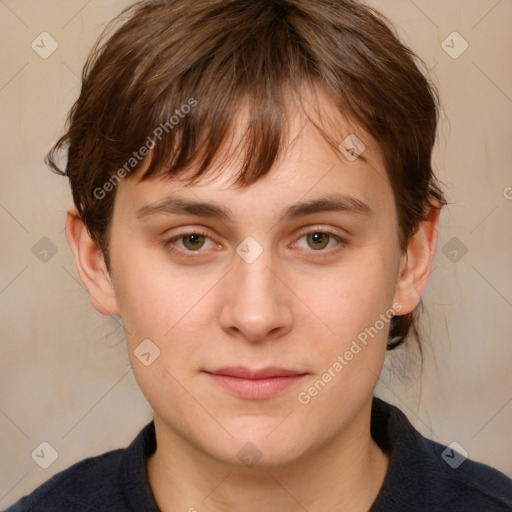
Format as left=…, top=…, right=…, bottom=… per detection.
left=205, top=373, right=308, bottom=400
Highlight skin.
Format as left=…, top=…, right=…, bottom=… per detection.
left=66, top=88, right=440, bottom=512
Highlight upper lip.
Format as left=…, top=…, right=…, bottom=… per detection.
left=206, top=366, right=307, bottom=379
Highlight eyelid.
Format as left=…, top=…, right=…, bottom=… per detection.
left=163, top=229, right=219, bottom=254
left=294, top=224, right=348, bottom=240
left=290, top=227, right=348, bottom=252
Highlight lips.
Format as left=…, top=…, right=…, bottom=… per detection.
left=204, top=366, right=308, bottom=400
left=207, top=366, right=306, bottom=379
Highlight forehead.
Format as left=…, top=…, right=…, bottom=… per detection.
left=115, top=85, right=395, bottom=225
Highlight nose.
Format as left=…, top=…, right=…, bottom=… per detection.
left=218, top=248, right=293, bottom=343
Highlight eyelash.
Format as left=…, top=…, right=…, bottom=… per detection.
left=162, top=229, right=348, bottom=257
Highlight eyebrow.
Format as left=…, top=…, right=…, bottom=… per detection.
left=135, top=193, right=374, bottom=222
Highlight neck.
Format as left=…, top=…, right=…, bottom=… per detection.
left=147, top=400, right=389, bottom=512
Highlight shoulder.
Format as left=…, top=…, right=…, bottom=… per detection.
left=420, top=435, right=512, bottom=510
left=371, top=397, right=512, bottom=511
left=5, top=449, right=126, bottom=512
left=6, top=420, right=157, bottom=512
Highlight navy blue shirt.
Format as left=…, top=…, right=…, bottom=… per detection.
left=7, top=397, right=512, bottom=511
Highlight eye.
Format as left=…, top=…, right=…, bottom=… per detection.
left=293, top=230, right=347, bottom=252
left=163, top=230, right=219, bottom=254
left=162, top=228, right=347, bottom=257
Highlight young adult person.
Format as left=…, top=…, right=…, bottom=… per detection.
left=8, top=0, right=512, bottom=510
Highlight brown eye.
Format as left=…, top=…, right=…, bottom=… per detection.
left=181, top=233, right=206, bottom=251
left=292, top=229, right=348, bottom=255
left=163, top=230, right=216, bottom=255
left=306, top=232, right=331, bottom=250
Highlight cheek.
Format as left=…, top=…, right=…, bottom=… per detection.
left=299, top=248, right=398, bottom=342
left=115, top=257, right=210, bottom=415
left=290, top=247, right=399, bottom=414
left=292, top=255, right=395, bottom=424
left=112, top=252, right=221, bottom=399
left=112, top=245, right=205, bottom=339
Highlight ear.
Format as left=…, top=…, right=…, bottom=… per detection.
left=65, top=205, right=119, bottom=316
left=393, top=197, right=441, bottom=314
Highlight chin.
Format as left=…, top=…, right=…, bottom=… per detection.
left=219, top=421, right=307, bottom=468
left=217, top=443, right=306, bottom=470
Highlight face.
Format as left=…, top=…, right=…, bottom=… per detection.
left=77, top=90, right=428, bottom=468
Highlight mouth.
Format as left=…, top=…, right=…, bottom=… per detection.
left=203, top=366, right=309, bottom=400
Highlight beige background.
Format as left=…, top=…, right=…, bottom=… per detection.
left=1, top=0, right=511, bottom=508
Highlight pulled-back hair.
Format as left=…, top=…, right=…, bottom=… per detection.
left=46, top=0, right=447, bottom=352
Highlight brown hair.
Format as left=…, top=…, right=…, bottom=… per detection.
left=46, top=0, right=447, bottom=352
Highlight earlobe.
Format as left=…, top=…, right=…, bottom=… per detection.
left=65, top=205, right=119, bottom=316
left=393, top=198, right=441, bottom=315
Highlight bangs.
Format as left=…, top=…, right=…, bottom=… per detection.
left=70, top=0, right=377, bottom=193
left=107, top=1, right=311, bottom=188
left=137, top=74, right=294, bottom=189
left=136, top=78, right=362, bottom=189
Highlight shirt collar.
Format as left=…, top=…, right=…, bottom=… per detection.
left=118, top=397, right=435, bottom=511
